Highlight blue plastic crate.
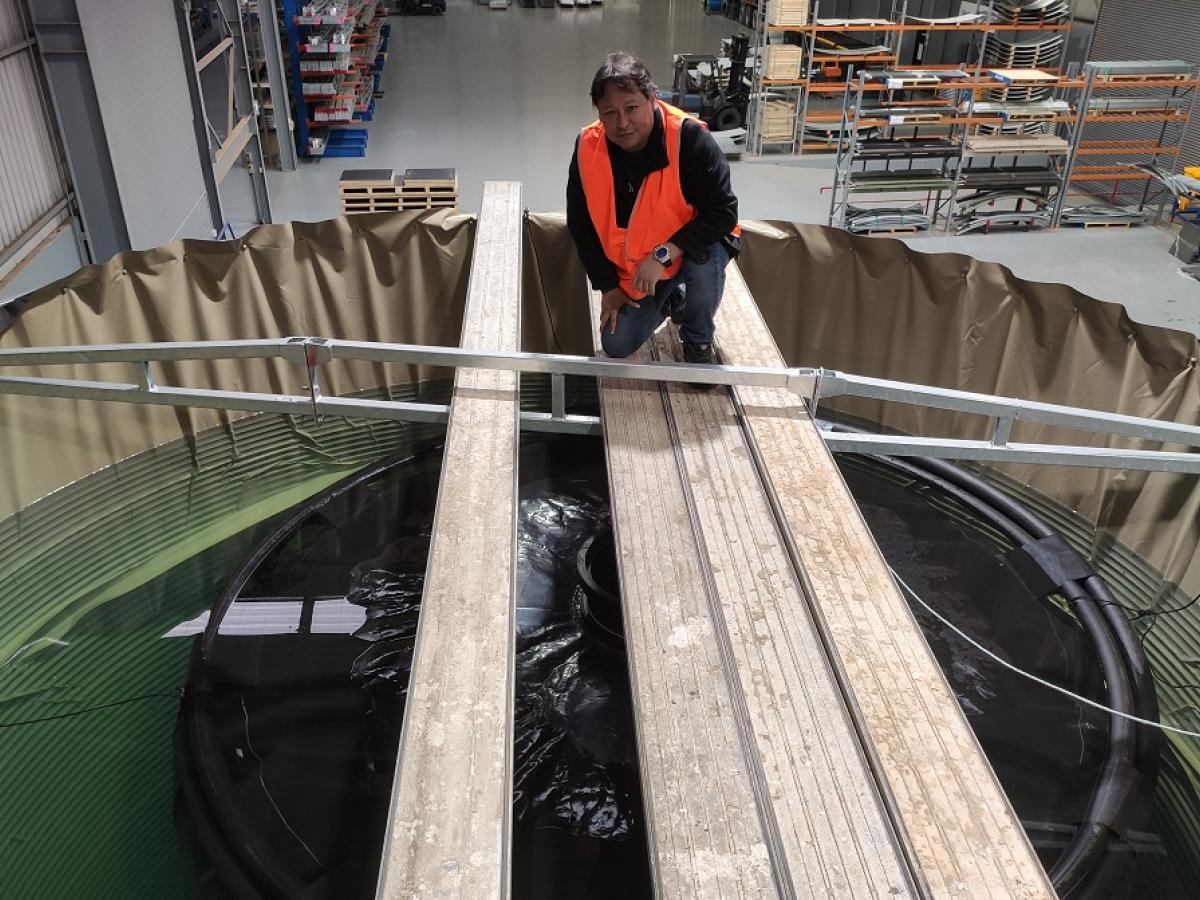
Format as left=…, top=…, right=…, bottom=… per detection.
left=324, top=128, right=369, bottom=157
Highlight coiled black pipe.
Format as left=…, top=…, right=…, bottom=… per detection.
left=825, top=421, right=1158, bottom=898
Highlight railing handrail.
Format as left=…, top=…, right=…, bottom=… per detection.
left=3, top=336, right=1200, bottom=471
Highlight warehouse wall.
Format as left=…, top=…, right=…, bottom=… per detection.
left=0, top=223, right=84, bottom=305
left=1089, top=0, right=1200, bottom=168
left=74, top=0, right=211, bottom=249
left=0, top=0, right=77, bottom=296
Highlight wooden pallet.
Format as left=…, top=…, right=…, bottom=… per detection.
left=339, top=183, right=402, bottom=196
left=339, top=166, right=459, bottom=215
left=342, top=198, right=457, bottom=213
left=1003, top=110, right=1058, bottom=121
left=393, top=184, right=458, bottom=198
left=1118, top=108, right=1186, bottom=117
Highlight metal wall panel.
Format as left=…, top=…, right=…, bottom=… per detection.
left=0, top=0, right=25, bottom=45
left=0, top=221, right=83, bottom=303
left=75, top=0, right=208, bottom=249
left=1089, top=0, right=1199, bottom=169
left=0, top=0, right=70, bottom=270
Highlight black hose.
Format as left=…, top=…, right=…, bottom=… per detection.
left=903, top=452, right=1160, bottom=761
left=823, top=421, right=1157, bottom=898
left=852, top=452, right=1139, bottom=873
left=181, top=659, right=313, bottom=898
left=1086, top=573, right=1162, bottom=773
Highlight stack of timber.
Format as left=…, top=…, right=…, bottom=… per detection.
left=965, top=133, right=1071, bottom=156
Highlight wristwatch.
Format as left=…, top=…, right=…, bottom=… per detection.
left=652, top=244, right=673, bottom=266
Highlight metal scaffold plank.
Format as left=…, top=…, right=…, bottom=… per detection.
left=375, top=181, right=523, bottom=900
left=591, top=274, right=916, bottom=898
left=588, top=291, right=779, bottom=899
left=648, top=317, right=917, bottom=899
left=715, top=263, right=1057, bottom=900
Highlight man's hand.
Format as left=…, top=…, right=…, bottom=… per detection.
left=631, top=256, right=667, bottom=297
left=599, top=287, right=639, bottom=335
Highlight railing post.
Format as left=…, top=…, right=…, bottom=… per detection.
left=135, top=361, right=154, bottom=391
left=990, top=416, right=1014, bottom=447
left=551, top=372, right=566, bottom=421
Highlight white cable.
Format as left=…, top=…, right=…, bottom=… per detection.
left=888, top=567, right=1200, bottom=741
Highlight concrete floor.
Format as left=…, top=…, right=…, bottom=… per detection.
left=248, top=0, right=1200, bottom=334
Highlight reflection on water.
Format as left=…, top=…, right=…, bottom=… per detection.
left=837, top=457, right=1112, bottom=860
left=0, top=516, right=289, bottom=900
left=836, top=455, right=1200, bottom=898
left=3, top=434, right=1199, bottom=898
left=511, top=440, right=651, bottom=899
left=179, top=437, right=650, bottom=899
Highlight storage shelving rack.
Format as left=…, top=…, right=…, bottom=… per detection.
left=827, top=67, right=981, bottom=232
left=944, top=0, right=1078, bottom=233
left=747, top=0, right=1077, bottom=158
left=826, top=70, right=1082, bottom=234
left=827, top=31, right=1088, bottom=232
left=951, top=68, right=1075, bottom=234
left=822, top=2, right=1091, bottom=235
left=749, top=0, right=903, bottom=155
left=242, top=0, right=296, bottom=170
left=1052, top=60, right=1200, bottom=226
left=281, top=1, right=389, bottom=158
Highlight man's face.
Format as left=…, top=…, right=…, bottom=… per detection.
left=596, top=83, right=655, bottom=153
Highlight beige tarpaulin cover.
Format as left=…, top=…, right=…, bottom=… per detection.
left=2, top=211, right=1199, bottom=591
left=0, top=210, right=475, bottom=515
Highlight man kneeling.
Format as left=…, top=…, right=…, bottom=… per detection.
left=566, top=51, right=741, bottom=366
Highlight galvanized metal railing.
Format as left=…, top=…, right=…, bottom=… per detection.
left=3, top=336, right=1200, bottom=474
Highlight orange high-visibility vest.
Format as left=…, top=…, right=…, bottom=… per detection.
left=578, top=101, right=737, bottom=300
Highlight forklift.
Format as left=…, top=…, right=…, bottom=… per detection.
left=659, top=33, right=750, bottom=132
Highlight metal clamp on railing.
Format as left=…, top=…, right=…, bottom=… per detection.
left=291, top=337, right=332, bottom=423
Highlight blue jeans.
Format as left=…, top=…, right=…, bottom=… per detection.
left=600, top=241, right=731, bottom=359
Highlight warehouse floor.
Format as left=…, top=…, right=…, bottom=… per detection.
left=240, top=0, right=1200, bottom=334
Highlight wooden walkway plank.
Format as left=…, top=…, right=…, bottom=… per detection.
left=649, top=325, right=917, bottom=900
left=375, top=182, right=523, bottom=900
left=589, top=293, right=779, bottom=900
left=714, top=262, right=1058, bottom=900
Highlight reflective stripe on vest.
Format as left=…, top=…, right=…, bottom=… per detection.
left=577, top=101, right=696, bottom=300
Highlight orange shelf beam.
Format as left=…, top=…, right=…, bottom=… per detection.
left=768, top=22, right=1073, bottom=34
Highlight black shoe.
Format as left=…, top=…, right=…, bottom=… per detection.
left=682, top=341, right=714, bottom=365
left=682, top=342, right=717, bottom=391
left=667, top=283, right=688, bottom=325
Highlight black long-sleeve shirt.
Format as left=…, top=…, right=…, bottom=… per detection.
left=566, top=108, right=739, bottom=293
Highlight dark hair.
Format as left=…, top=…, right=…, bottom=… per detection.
left=589, top=52, right=656, bottom=105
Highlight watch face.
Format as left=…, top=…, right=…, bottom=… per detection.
left=654, top=246, right=670, bottom=264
